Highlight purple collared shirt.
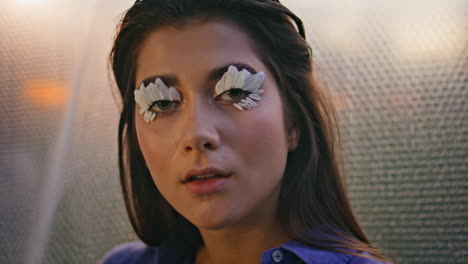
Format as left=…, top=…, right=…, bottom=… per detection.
left=100, top=238, right=387, bottom=264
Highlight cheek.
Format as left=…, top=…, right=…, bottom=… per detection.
left=252, top=117, right=287, bottom=163
left=134, top=115, right=178, bottom=186
left=242, top=115, right=284, bottom=151
left=233, top=91, right=289, bottom=179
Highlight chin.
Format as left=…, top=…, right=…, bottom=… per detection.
left=190, top=212, right=240, bottom=231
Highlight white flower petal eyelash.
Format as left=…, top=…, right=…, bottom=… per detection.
left=215, top=65, right=265, bottom=110
left=134, top=78, right=181, bottom=123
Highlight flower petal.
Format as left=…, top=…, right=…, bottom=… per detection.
left=134, top=89, right=152, bottom=108
left=244, top=71, right=264, bottom=92
left=245, top=97, right=257, bottom=107
left=215, top=66, right=234, bottom=95
left=237, top=100, right=248, bottom=109
left=224, top=65, right=237, bottom=89
left=144, top=111, right=154, bottom=122
left=232, top=68, right=247, bottom=88
left=215, top=81, right=224, bottom=95
left=154, top=78, right=167, bottom=90
left=248, top=93, right=262, bottom=101
left=147, top=82, right=161, bottom=101
left=251, top=89, right=264, bottom=95
left=240, top=98, right=256, bottom=109
left=233, top=103, right=244, bottom=110
left=171, top=87, right=181, bottom=101
left=160, top=83, right=170, bottom=100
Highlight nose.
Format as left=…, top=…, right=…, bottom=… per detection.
left=184, top=139, right=217, bottom=152
left=181, top=97, right=220, bottom=154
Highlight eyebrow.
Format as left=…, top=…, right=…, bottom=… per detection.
left=140, top=63, right=258, bottom=87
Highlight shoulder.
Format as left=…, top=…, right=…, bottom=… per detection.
left=345, top=254, right=388, bottom=264
left=281, top=240, right=388, bottom=264
left=99, top=241, right=158, bottom=264
left=280, top=227, right=390, bottom=264
left=295, top=247, right=388, bottom=264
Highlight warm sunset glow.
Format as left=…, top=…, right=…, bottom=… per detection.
left=23, top=80, right=69, bottom=106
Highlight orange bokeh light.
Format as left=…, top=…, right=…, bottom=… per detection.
left=23, top=80, right=69, bottom=106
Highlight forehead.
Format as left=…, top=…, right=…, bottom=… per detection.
left=135, top=20, right=262, bottom=87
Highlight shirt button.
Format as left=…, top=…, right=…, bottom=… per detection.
left=272, top=250, right=284, bottom=263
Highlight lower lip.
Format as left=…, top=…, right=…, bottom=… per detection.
left=184, top=176, right=230, bottom=195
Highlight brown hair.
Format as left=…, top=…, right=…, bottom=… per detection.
left=109, top=0, right=390, bottom=262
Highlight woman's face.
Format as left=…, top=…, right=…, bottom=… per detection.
left=134, top=20, right=294, bottom=230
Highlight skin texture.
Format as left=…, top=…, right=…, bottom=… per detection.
left=135, top=21, right=296, bottom=264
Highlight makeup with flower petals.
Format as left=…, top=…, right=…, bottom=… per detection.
left=215, top=65, right=265, bottom=110
left=134, top=78, right=181, bottom=123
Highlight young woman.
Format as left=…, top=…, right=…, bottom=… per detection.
left=101, top=0, right=391, bottom=263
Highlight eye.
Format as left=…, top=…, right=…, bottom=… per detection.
left=150, top=100, right=180, bottom=112
left=216, top=88, right=250, bottom=102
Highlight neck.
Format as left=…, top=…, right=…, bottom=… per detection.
left=194, top=213, right=290, bottom=264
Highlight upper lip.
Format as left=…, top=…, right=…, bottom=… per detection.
left=182, top=167, right=230, bottom=183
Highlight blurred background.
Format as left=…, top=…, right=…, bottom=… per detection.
left=0, top=0, right=466, bottom=263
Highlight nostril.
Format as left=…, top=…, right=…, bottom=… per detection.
left=185, top=146, right=193, bottom=152
left=184, top=139, right=218, bottom=153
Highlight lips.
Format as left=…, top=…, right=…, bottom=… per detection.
left=182, top=167, right=231, bottom=183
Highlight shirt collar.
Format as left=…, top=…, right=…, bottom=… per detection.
left=157, top=228, right=353, bottom=264
left=280, top=239, right=352, bottom=264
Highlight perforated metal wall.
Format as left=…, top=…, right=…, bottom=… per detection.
left=292, top=1, right=467, bottom=262
left=0, top=0, right=466, bottom=263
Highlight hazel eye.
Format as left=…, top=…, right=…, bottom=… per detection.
left=216, top=88, right=250, bottom=102
left=150, top=100, right=180, bottom=112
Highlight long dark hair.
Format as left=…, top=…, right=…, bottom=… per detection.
left=109, top=0, right=389, bottom=262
